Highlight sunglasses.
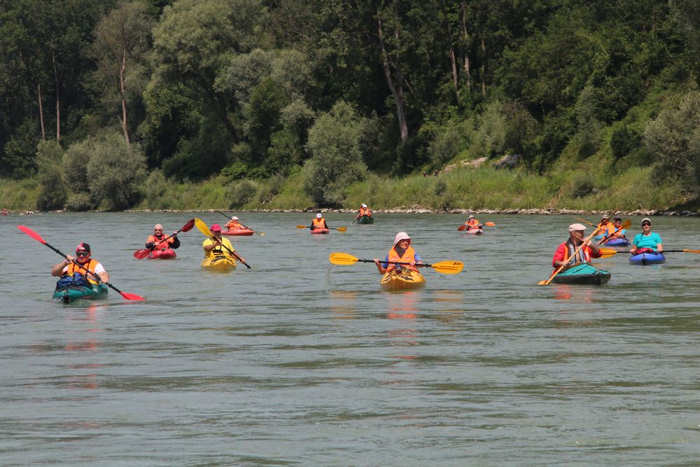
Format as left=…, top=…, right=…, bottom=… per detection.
left=76, top=251, right=89, bottom=257
left=641, top=223, right=651, bottom=226
left=154, top=230, right=163, bottom=233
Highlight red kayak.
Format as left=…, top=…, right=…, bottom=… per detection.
left=148, top=248, right=177, bottom=259
left=311, top=228, right=329, bottom=235
left=222, top=229, right=254, bottom=236
left=463, top=228, right=483, bottom=235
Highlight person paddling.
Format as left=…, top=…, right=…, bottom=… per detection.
left=51, top=242, right=109, bottom=284
left=355, top=203, right=372, bottom=220
left=599, top=216, right=628, bottom=244
left=202, top=224, right=246, bottom=262
left=630, top=218, right=663, bottom=255
left=145, top=224, right=181, bottom=251
left=463, top=214, right=482, bottom=231
left=310, top=213, right=329, bottom=231
left=552, top=223, right=602, bottom=269
left=225, top=216, right=243, bottom=231
left=374, top=232, right=423, bottom=274
left=596, top=214, right=616, bottom=238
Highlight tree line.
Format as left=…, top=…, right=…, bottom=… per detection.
left=1, top=0, right=698, bottom=209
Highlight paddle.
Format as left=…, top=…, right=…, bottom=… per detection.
left=215, top=211, right=265, bottom=236
left=599, top=247, right=700, bottom=258
left=597, top=219, right=631, bottom=245
left=194, top=217, right=251, bottom=269
left=458, top=221, right=495, bottom=231
left=297, top=224, right=347, bottom=232
left=329, top=252, right=463, bottom=274
left=133, top=218, right=195, bottom=259
left=538, top=225, right=601, bottom=286
left=17, top=225, right=145, bottom=301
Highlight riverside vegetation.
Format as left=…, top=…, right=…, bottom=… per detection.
left=1, top=1, right=698, bottom=213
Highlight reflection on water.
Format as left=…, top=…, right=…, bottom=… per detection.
left=329, top=290, right=359, bottom=319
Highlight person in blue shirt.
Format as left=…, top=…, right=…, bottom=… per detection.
left=630, top=217, right=663, bottom=255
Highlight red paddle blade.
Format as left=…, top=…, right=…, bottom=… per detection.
left=457, top=225, right=467, bottom=231
left=120, top=291, right=145, bottom=301
left=18, top=225, right=46, bottom=244
left=181, top=218, right=195, bottom=232
left=133, top=249, right=150, bottom=259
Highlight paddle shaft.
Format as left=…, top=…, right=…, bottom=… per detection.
left=207, top=237, right=251, bottom=268
left=597, top=222, right=629, bottom=245
left=355, top=258, right=436, bottom=268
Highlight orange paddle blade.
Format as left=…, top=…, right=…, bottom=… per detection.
left=484, top=222, right=495, bottom=227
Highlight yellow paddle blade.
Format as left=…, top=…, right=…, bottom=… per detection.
left=336, top=226, right=347, bottom=232
left=296, top=225, right=307, bottom=229
left=599, top=247, right=618, bottom=258
left=329, top=252, right=359, bottom=265
left=194, top=217, right=212, bottom=237
left=430, top=260, right=463, bottom=274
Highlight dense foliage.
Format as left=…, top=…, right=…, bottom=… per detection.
left=0, top=0, right=697, bottom=210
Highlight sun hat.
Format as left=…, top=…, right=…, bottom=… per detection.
left=568, top=223, right=586, bottom=232
left=601, top=213, right=610, bottom=219
left=231, top=216, right=239, bottom=220
left=210, top=224, right=222, bottom=232
left=316, top=213, right=323, bottom=218
left=468, top=214, right=475, bottom=219
left=393, top=232, right=411, bottom=246
left=641, top=217, right=652, bottom=226
left=361, top=203, right=367, bottom=208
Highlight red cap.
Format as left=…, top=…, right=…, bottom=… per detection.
left=210, top=224, right=222, bottom=232
left=75, top=242, right=91, bottom=253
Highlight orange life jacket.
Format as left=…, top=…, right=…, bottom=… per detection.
left=226, top=221, right=242, bottom=230
left=466, top=219, right=480, bottom=228
left=147, top=234, right=173, bottom=250
left=561, top=240, right=591, bottom=265
left=312, top=218, right=326, bottom=229
left=597, top=222, right=616, bottom=237
left=359, top=207, right=371, bottom=217
left=388, top=245, right=418, bottom=271
left=65, top=259, right=99, bottom=283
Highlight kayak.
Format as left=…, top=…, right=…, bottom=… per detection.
left=222, top=229, right=254, bottom=236
left=201, top=255, right=237, bottom=272
left=357, top=215, right=374, bottom=225
left=53, top=282, right=109, bottom=304
left=551, top=263, right=611, bottom=285
left=380, top=269, right=426, bottom=291
left=601, top=237, right=629, bottom=247
left=463, top=228, right=483, bottom=235
left=629, top=252, right=665, bottom=265
left=148, top=248, right=176, bottom=259
left=311, top=228, right=329, bottom=235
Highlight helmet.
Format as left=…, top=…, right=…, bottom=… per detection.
left=393, top=232, right=411, bottom=246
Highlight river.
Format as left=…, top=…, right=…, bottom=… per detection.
left=2, top=212, right=699, bottom=464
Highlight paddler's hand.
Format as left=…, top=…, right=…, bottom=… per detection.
left=65, top=254, right=75, bottom=263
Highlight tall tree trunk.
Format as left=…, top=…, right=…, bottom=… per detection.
left=377, top=15, right=409, bottom=143
left=52, top=51, right=60, bottom=143
left=119, top=48, right=130, bottom=146
left=480, top=38, right=486, bottom=97
left=449, top=47, right=458, bottom=96
left=461, top=2, right=471, bottom=91
left=37, top=84, right=46, bottom=140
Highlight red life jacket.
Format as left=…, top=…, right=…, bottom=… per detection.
left=147, top=234, right=172, bottom=250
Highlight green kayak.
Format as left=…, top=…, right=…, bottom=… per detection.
left=552, top=263, right=611, bottom=285
left=53, top=283, right=109, bottom=304
left=357, top=215, right=374, bottom=224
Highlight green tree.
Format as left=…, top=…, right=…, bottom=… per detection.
left=35, top=140, right=67, bottom=210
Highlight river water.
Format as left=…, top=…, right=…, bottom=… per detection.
left=2, top=212, right=699, bottom=465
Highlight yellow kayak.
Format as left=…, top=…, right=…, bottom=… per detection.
left=380, top=269, right=426, bottom=291
left=201, top=255, right=237, bottom=272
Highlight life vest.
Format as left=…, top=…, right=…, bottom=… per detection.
left=388, top=245, right=418, bottom=271
left=204, top=238, right=234, bottom=258
left=147, top=234, right=172, bottom=250
left=597, top=222, right=616, bottom=237
left=561, top=240, right=591, bottom=266
left=466, top=219, right=480, bottom=228
left=312, top=218, right=326, bottom=229
left=65, top=259, right=99, bottom=284
left=359, top=207, right=371, bottom=217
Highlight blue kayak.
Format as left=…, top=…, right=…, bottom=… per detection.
left=552, top=263, right=611, bottom=285
left=602, top=237, right=629, bottom=247
left=629, top=252, right=665, bottom=265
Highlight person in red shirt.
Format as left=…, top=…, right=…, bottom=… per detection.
left=552, top=223, right=602, bottom=268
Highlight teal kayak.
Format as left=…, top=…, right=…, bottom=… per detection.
left=357, top=215, right=374, bottom=224
left=552, top=263, right=611, bottom=285
left=53, top=283, right=109, bottom=304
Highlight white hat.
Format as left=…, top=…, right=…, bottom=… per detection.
left=393, top=231, right=411, bottom=245
left=231, top=216, right=239, bottom=220
left=601, top=213, right=610, bottom=219
left=361, top=203, right=367, bottom=208
left=468, top=214, right=474, bottom=219
left=316, top=213, right=323, bottom=218
left=641, top=217, right=652, bottom=225
left=568, top=223, right=586, bottom=232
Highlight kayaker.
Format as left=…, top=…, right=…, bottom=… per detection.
left=596, top=214, right=615, bottom=237
left=609, top=217, right=628, bottom=239
left=630, top=218, right=663, bottom=255
left=374, top=232, right=423, bottom=274
left=552, top=223, right=602, bottom=268
left=51, top=242, right=109, bottom=284
left=145, top=224, right=181, bottom=251
left=225, top=216, right=243, bottom=231
left=355, top=204, right=372, bottom=220
left=202, top=224, right=246, bottom=262
left=463, top=214, right=481, bottom=231
left=310, top=213, right=329, bottom=231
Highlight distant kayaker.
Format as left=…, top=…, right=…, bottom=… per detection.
left=145, top=224, right=180, bottom=251
left=51, top=242, right=109, bottom=284
left=355, top=204, right=372, bottom=220
left=225, top=216, right=243, bottom=231
left=1, top=208, right=7, bottom=216
left=203, top=224, right=246, bottom=262
left=607, top=217, right=628, bottom=240
left=310, top=213, right=329, bottom=231
left=596, top=214, right=615, bottom=237
left=552, top=223, right=602, bottom=268
left=630, top=218, right=663, bottom=255
left=374, top=232, right=423, bottom=274
left=463, top=214, right=482, bottom=231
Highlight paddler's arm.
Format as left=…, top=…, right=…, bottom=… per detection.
left=203, top=239, right=220, bottom=252
left=374, top=258, right=387, bottom=274
left=51, top=256, right=73, bottom=276
left=170, top=235, right=181, bottom=249
left=552, top=244, right=567, bottom=268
